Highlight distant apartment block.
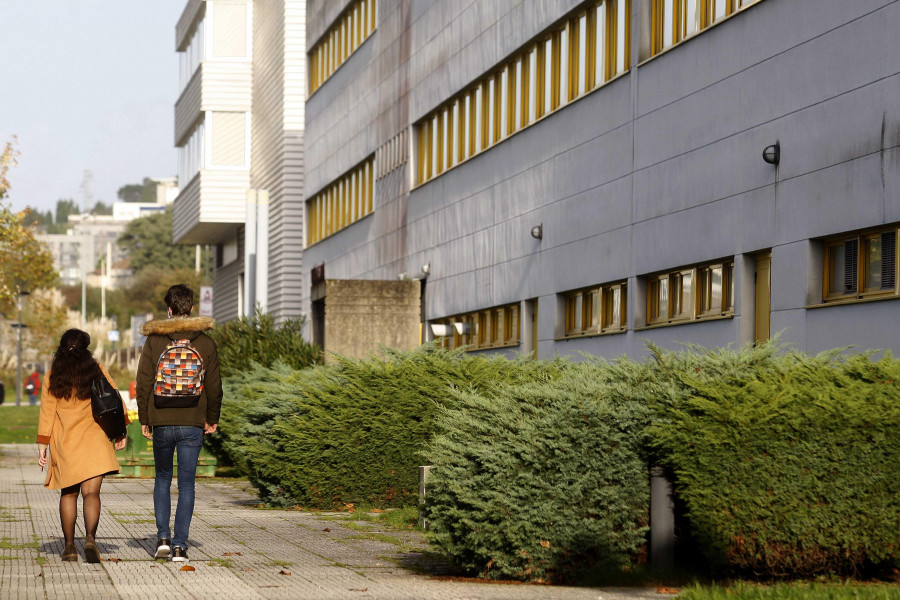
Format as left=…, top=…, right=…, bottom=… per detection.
left=302, top=0, right=900, bottom=360
left=37, top=180, right=176, bottom=288
left=172, top=0, right=306, bottom=323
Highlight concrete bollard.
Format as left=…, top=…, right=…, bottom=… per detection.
left=650, top=466, right=675, bottom=572
left=418, top=465, right=432, bottom=529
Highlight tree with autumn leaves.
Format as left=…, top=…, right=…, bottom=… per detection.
left=0, top=137, right=58, bottom=315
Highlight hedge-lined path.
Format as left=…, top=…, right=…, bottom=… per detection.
left=0, top=444, right=661, bottom=600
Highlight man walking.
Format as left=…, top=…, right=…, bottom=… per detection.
left=135, top=284, right=222, bottom=562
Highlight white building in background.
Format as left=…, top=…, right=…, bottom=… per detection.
left=36, top=178, right=177, bottom=288
left=171, top=0, right=306, bottom=324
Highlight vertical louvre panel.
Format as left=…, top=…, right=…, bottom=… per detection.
left=882, top=231, right=896, bottom=290
left=844, top=239, right=858, bottom=293
left=213, top=4, right=247, bottom=58
left=211, top=112, right=246, bottom=166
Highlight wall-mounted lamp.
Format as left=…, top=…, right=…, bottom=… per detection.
left=530, top=224, right=543, bottom=240
left=430, top=323, right=453, bottom=337
left=453, top=322, right=471, bottom=336
left=762, top=142, right=780, bottom=165
left=421, top=263, right=430, bottom=276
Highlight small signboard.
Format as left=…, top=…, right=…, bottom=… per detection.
left=199, top=286, right=213, bottom=317
left=108, top=330, right=120, bottom=342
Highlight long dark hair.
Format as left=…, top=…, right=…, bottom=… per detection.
left=48, top=329, right=102, bottom=400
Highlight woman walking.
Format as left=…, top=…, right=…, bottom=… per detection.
left=36, top=329, right=128, bottom=563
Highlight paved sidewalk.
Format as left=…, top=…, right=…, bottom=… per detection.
left=0, top=444, right=663, bottom=599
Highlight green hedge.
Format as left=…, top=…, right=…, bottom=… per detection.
left=650, top=347, right=900, bottom=577
left=211, top=345, right=568, bottom=508
left=422, top=364, right=653, bottom=583
left=211, top=339, right=900, bottom=580
left=208, top=310, right=320, bottom=377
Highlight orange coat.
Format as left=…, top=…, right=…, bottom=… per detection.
left=36, top=364, right=129, bottom=489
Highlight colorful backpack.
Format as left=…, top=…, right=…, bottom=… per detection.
left=153, top=338, right=205, bottom=408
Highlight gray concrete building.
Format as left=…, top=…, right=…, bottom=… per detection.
left=303, top=0, right=900, bottom=360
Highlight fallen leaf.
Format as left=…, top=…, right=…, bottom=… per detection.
left=180, top=565, right=195, bottom=572
left=349, top=589, right=368, bottom=592
left=280, top=569, right=292, bottom=576
left=539, top=540, right=550, bottom=549
left=244, top=568, right=254, bottom=572
left=657, top=587, right=680, bottom=595
left=107, top=557, right=122, bottom=563
left=323, top=528, right=331, bottom=532
left=369, top=508, right=385, bottom=513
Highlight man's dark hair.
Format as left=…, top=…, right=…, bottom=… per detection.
left=164, top=284, right=194, bottom=317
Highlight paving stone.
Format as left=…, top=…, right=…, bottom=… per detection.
left=0, top=444, right=660, bottom=599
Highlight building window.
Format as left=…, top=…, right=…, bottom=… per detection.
left=651, top=0, right=762, bottom=56
left=415, top=0, right=629, bottom=186
left=178, top=121, right=204, bottom=185
left=646, top=260, right=734, bottom=326
left=308, top=0, right=377, bottom=94
left=824, top=227, right=898, bottom=302
left=432, top=303, right=521, bottom=351
left=178, top=17, right=205, bottom=91
left=306, top=157, right=375, bottom=246
left=563, top=281, right=627, bottom=336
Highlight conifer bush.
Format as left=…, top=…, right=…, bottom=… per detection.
left=650, top=348, right=900, bottom=577
left=208, top=309, right=320, bottom=377
left=212, top=345, right=568, bottom=508
left=423, top=365, right=653, bottom=583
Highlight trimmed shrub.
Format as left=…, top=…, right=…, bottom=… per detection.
left=213, top=345, right=569, bottom=508
left=423, top=364, right=653, bottom=583
left=650, top=348, right=900, bottom=577
left=208, top=309, right=320, bottom=377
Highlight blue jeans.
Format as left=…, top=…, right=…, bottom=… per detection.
left=152, top=426, right=203, bottom=549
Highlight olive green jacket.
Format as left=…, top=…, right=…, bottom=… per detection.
left=135, top=316, right=222, bottom=428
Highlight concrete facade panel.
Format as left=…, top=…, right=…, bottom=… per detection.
left=304, top=0, right=900, bottom=359
left=774, top=154, right=886, bottom=243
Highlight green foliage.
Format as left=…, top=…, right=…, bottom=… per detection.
left=117, top=178, right=156, bottom=204
left=116, top=206, right=209, bottom=274
left=208, top=309, right=321, bottom=378
left=91, top=200, right=112, bottom=216
left=650, top=346, right=900, bottom=577
left=423, top=363, right=652, bottom=583
left=54, top=198, right=79, bottom=225
left=678, top=581, right=900, bottom=600
left=211, top=346, right=567, bottom=509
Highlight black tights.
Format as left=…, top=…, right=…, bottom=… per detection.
left=59, top=475, right=104, bottom=546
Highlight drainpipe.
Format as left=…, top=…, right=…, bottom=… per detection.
left=255, top=190, right=269, bottom=314
left=244, top=189, right=257, bottom=317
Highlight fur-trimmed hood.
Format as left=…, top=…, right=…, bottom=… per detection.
left=140, top=315, right=216, bottom=337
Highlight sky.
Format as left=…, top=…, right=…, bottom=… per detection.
left=0, top=0, right=186, bottom=215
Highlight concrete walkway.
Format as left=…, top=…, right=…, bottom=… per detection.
left=0, top=444, right=663, bottom=599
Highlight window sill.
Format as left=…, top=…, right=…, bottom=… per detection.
left=462, top=340, right=520, bottom=352
left=806, top=293, right=900, bottom=310
left=555, top=327, right=627, bottom=342
left=634, top=313, right=734, bottom=332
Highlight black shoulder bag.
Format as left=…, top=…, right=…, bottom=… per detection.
left=90, top=375, right=128, bottom=441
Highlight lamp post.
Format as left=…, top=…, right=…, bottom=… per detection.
left=13, top=289, right=30, bottom=407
